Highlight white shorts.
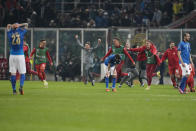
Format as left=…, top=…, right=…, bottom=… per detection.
left=180, top=63, right=191, bottom=76
left=9, top=55, right=26, bottom=74
left=104, top=65, right=116, bottom=77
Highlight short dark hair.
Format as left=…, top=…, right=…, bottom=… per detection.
left=183, top=33, right=190, bottom=37
left=40, top=40, right=46, bottom=42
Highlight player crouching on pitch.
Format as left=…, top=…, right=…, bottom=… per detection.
left=104, top=54, right=121, bottom=92
left=30, top=40, right=53, bottom=88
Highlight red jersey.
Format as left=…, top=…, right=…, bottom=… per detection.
left=23, top=44, right=30, bottom=62
left=161, top=46, right=179, bottom=68
left=128, top=44, right=161, bottom=65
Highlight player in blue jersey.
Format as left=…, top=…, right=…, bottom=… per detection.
left=104, top=54, right=121, bottom=92
left=177, top=33, right=194, bottom=94
left=7, top=23, right=28, bottom=95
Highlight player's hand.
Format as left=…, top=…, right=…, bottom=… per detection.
left=98, top=38, right=101, bottom=44
left=100, top=58, right=104, bottom=62
left=182, top=62, right=185, bottom=67
left=51, top=63, right=53, bottom=66
left=75, top=35, right=78, bottom=39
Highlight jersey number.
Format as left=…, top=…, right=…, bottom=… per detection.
left=12, top=34, right=21, bottom=45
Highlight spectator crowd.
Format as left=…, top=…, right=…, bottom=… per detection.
left=0, top=0, right=195, bottom=28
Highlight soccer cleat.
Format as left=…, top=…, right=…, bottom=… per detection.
left=118, top=84, right=122, bottom=88
left=145, top=86, right=150, bottom=90
left=112, top=88, right=117, bottom=92
left=106, top=89, right=110, bottom=92
left=13, top=90, right=17, bottom=95
left=19, top=88, right=24, bottom=95
left=190, top=88, right=195, bottom=92
left=43, top=80, right=48, bottom=88
left=178, top=87, right=184, bottom=94
left=91, top=80, right=95, bottom=86
left=140, top=83, right=144, bottom=87
left=157, top=71, right=161, bottom=78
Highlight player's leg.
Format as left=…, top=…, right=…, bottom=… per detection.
left=40, top=63, right=48, bottom=88
left=18, top=55, right=26, bottom=95
left=36, top=64, right=43, bottom=81
left=105, top=65, right=110, bottom=92
left=26, top=62, right=38, bottom=75
left=9, top=55, right=17, bottom=94
left=119, top=68, right=131, bottom=88
left=189, top=76, right=195, bottom=92
left=146, top=64, right=153, bottom=90
left=179, top=64, right=190, bottom=94
left=169, top=67, right=177, bottom=88
left=128, top=68, right=139, bottom=87
left=111, top=67, right=117, bottom=92
left=88, top=67, right=95, bottom=86
left=139, top=69, right=147, bottom=86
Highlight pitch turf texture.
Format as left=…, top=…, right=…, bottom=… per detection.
left=0, top=81, right=196, bottom=131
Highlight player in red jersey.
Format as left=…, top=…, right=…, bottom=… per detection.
left=161, top=42, right=180, bottom=88
left=101, top=38, right=135, bottom=81
left=128, top=40, right=161, bottom=90
left=30, top=40, right=53, bottom=88
left=23, top=40, right=38, bottom=76
left=186, top=64, right=195, bottom=92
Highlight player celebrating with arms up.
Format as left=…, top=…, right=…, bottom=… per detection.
left=7, top=23, right=28, bottom=95
left=104, top=54, right=121, bottom=92
left=30, top=40, right=53, bottom=88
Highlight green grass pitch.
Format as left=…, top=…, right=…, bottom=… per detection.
left=0, top=80, right=196, bottom=131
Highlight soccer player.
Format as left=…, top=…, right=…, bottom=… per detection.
left=128, top=40, right=161, bottom=90
left=7, top=23, right=28, bottom=95
left=104, top=54, right=121, bottom=92
left=30, top=40, right=53, bottom=88
left=161, top=41, right=180, bottom=88
left=75, top=34, right=101, bottom=86
left=101, top=37, right=135, bottom=81
left=23, top=40, right=38, bottom=76
left=118, top=44, right=139, bottom=88
left=186, top=64, right=195, bottom=92
left=178, top=33, right=194, bottom=94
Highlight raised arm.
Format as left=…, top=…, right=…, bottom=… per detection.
left=75, top=35, right=85, bottom=49
left=91, top=38, right=101, bottom=50
left=7, top=24, right=12, bottom=31
left=128, top=46, right=145, bottom=52
left=19, top=23, right=28, bottom=29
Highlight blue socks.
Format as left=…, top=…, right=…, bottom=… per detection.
left=105, top=77, right=109, bottom=88
left=180, top=76, right=187, bottom=92
left=20, top=74, right=25, bottom=88
left=11, top=75, right=16, bottom=91
left=112, top=78, right=116, bottom=88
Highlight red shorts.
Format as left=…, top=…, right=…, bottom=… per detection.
left=35, top=63, right=46, bottom=72
left=169, top=66, right=181, bottom=76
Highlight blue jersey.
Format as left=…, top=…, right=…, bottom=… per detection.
left=178, top=41, right=191, bottom=64
left=7, top=27, right=27, bottom=55
left=104, top=54, right=120, bottom=67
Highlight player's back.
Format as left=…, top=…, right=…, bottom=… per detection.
left=7, top=28, right=27, bottom=55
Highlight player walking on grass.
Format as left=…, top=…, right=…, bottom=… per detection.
left=161, top=41, right=180, bottom=88
left=75, top=35, right=101, bottom=86
left=178, top=33, right=194, bottom=94
left=101, top=38, right=135, bottom=82
left=30, top=40, right=53, bottom=88
left=7, top=23, right=28, bottom=95
left=104, top=54, right=121, bottom=92
left=128, top=40, right=161, bottom=90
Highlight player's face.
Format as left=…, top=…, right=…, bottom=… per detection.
left=85, top=44, right=90, bottom=49
left=146, top=41, right=151, bottom=49
left=12, top=24, right=19, bottom=29
left=113, top=39, right=120, bottom=47
left=170, top=42, right=175, bottom=49
left=184, top=34, right=190, bottom=41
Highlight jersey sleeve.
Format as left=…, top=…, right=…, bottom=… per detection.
left=161, top=50, right=168, bottom=62
left=30, top=48, right=36, bottom=57
left=178, top=42, right=182, bottom=51
left=46, top=50, right=53, bottom=65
